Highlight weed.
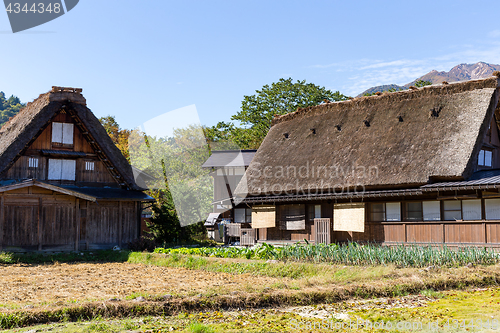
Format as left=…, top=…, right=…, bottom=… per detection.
left=187, top=321, right=215, bottom=333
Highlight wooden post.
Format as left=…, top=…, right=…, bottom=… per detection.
left=85, top=201, right=89, bottom=250
left=75, top=199, right=80, bottom=251
left=118, top=201, right=122, bottom=247
left=38, top=197, right=42, bottom=251
left=0, top=195, right=4, bottom=251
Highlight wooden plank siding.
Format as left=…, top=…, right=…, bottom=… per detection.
left=0, top=189, right=140, bottom=252
left=6, top=113, right=117, bottom=186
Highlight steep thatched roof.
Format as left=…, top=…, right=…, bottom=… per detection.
left=0, top=87, right=142, bottom=190
left=237, top=77, right=500, bottom=197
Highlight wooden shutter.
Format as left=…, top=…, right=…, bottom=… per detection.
left=51, top=123, right=63, bottom=143
left=251, top=205, right=275, bottom=229
left=62, top=123, right=74, bottom=145
left=333, top=203, right=365, bottom=232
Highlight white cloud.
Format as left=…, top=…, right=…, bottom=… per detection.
left=313, top=40, right=500, bottom=96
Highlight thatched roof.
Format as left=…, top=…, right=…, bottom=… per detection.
left=0, top=87, right=143, bottom=190
left=237, top=77, right=500, bottom=197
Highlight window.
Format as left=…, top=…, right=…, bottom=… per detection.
left=48, top=159, right=76, bottom=180
left=386, top=202, right=401, bottom=221
left=234, top=208, right=252, bottom=223
left=85, top=161, right=95, bottom=171
left=51, top=122, right=74, bottom=145
left=307, top=204, right=322, bottom=221
left=405, top=202, right=422, bottom=221
left=423, top=201, right=441, bottom=221
left=485, top=199, right=500, bottom=220
left=462, top=200, right=482, bottom=220
left=370, top=203, right=385, bottom=221
left=443, top=200, right=462, bottom=221
left=478, top=149, right=492, bottom=167
left=369, top=203, right=400, bottom=221
left=28, top=157, right=38, bottom=168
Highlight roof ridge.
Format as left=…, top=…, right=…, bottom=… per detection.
left=271, top=76, right=500, bottom=127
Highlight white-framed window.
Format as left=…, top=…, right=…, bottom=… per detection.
left=85, top=161, right=95, bottom=171
left=28, top=157, right=39, bottom=168
left=462, top=199, right=482, bottom=221
left=443, top=200, right=462, bottom=221
left=51, top=122, right=74, bottom=145
left=423, top=201, right=441, bottom=221
left=370, top=202, right=401, bottom=221
left=478, top=149, right=493, bottom=167
left=234, top=208, right=252, bottom=223
left=48, top=159, right=76, bottom=180
left=485, top=199, right=500, bottom=220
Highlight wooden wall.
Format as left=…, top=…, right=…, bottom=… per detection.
left=0, top=188, right=140, bottom=252
left=5, top=112, right=117, bottom=185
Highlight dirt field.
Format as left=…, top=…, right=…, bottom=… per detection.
left=0, top=262, right=284, bottom=310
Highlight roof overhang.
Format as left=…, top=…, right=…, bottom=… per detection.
left=0, top=180, right=96, bottom=201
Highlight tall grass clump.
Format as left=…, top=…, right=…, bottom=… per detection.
left=154, top=243, right=499, bottom=268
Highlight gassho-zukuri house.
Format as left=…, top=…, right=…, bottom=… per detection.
left=0, top=87, right=153, bottom=252
left=227, top=75, right=500, bottom=247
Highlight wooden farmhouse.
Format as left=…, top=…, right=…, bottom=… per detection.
left=202, top=150, right=256, bottom=243
left=0, top=87, right=153, bottom=252
left=229, top=75, right=500, bottom=247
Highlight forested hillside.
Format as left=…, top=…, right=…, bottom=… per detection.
left=0, top=91, right=24, bottom=128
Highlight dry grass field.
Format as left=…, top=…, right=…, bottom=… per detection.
left=0, top=262, right=283, bottom=310
left=1, top=251, right=500, bottom=332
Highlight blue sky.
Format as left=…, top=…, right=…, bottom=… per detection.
left=2, top=0, right=500, bottom=133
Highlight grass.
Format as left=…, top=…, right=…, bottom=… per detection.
left=155, top=242, right=500, bottom=268
left=4, top=288, right=500, bottom=332
left=0, top=250, right=130, bottom=265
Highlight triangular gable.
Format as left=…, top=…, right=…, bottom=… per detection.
left=0, top=87, right=141, bottom=190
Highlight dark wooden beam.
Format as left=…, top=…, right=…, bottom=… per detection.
left=0, top=195, right=4, bottom=251
left=118, top=201, right=122, bottom=248
left=38, top=197, right=42, bottom=251
left=75, top=199, right=80, bottom=251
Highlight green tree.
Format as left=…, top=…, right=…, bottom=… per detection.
left=414, top=80, right=433, bottom=88
left=0, top=91, right=25, bottom=128
left=207, top=78, right=349, bottom=149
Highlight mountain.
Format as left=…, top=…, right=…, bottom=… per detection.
left=358, top=62, right=500, bottom=96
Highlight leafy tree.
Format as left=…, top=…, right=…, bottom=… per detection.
left=128, top=125, right=212, bottom=244
left=0, top=91, right=25, bottom=128
left=207, top=78, right=349, bottom=149
left=99, top=115, right=131, bottom=161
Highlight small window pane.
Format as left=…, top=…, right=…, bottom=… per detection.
left=28, top=157, right=38, bottom=168
left=314, top=205, right=321, bottom=218
left=462, top=200, right=481, bottom=221
left=485, top=199, right=500, bottom=220
left=443, top=200, right=462, bottom=221
left=52, top=122, right=63, bottom=143
left=245, top=208, right=252, bottom=223
left=423, top=201, right=441, bottom=221
left=485, top=150, right=493, bottom=167
left=370, top=203, right=385, bottom=221
left=406, top=202, right=422, bottom=221
left=478, top=150, right=485, bottom=165
left=443, top=200, right=461, bottom=210
left=234, top=208, right=246, bottom=223
left=386, top=202, right=401, bottom=221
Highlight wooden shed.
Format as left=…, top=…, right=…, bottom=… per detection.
left=0, top=87, right=153, bottom=252
left=234, top=75, right=500, bottom=247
